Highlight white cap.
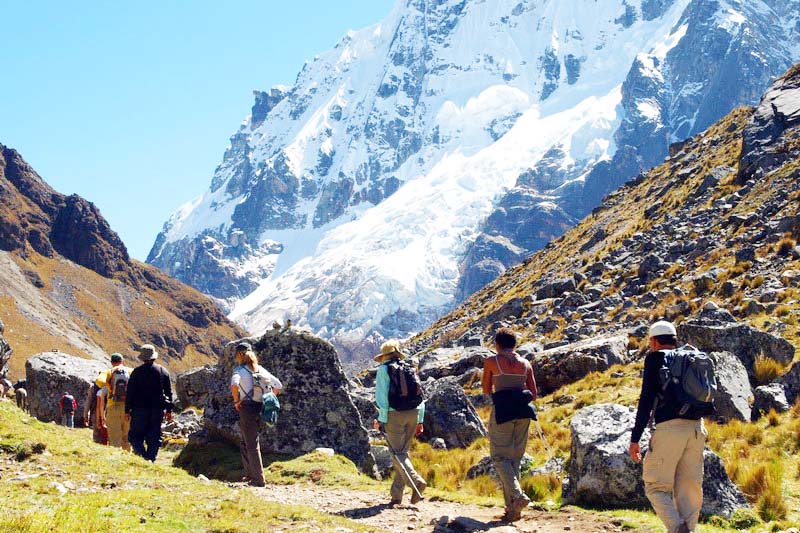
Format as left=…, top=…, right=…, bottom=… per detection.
left=649, top=320, right=677, bottom=338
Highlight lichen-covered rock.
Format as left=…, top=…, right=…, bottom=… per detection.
left=163, top=409, right=203, bottom=439
left=418, top=347, right=491, bottom=381
left=709, top=352, right=752, bottom=422
left=752, top=384, right=791, bottom=420
left=564, top=403, right=748, bottom=518
left=175, top=364, right=215, bottom=409
left=349, top=386, right=378, bottom=427
left=531, top=334, right=629, bottom=395
left=25, top=350, right=107, bottom=425
left=422, top=377, right=486, bottom=448
left=201, top=328, right=375, bottom=473
left=678, top=318, right=795, bottom=381
left=778, top=361, right=800, bottom=405
left=466, top=453, right=534, bottom=480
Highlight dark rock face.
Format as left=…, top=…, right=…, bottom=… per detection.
left=678, top=318, right=795, bottom=381
left=0, top=320, right=11, bottom=377
left=709, top=351, right=752, bottom=422
left=779, top=361, right=800, bottom=405
left=175, top=365, right=216, bottom=409
left=752, top=384, right=790, bottom=420
left=531, top=335, right=629, bottom=395
left=201, top=329, right=375, bottom=473
left=564, top=403, right=748, bottom=518
left=421, top=377, right=486, bottom=448
left=25, top=351, right=107, bottom=425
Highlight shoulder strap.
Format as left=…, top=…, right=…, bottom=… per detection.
left=494, top=356, right=505, bottom=375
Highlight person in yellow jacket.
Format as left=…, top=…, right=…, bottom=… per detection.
left=98, top=353, right=131, bottom=451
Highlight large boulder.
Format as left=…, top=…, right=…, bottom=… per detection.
left=0, top=319, right=11, bottom=378
left=709, top=352, right=752, bottom=422
left=175, top=364, right=215, bottom=409
left=466, top=453, right=534, bottom=480
left=348, top=386, right=378, bottom=426
left=752, top=384, right=790, bottom=419
left=564, top=403, right=747, bottom=518
left=201, top=328, right=375, bottom=473
left=422, top=377, right=486, bottom=448
left=531, top=334, right=629, bottom=395
left=25, top=350, right=107, bottom=425
left=778, top=361, right=800, bottom=405
left=678, top=317, right=795, bottom=381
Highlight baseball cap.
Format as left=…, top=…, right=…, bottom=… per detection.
left=110, top=353, right=123, bottom=364
left=649, top=320, right=677, bottom=338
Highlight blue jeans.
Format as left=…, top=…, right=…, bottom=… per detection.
left=62, top=413, right=74, bottom=428
left=128, top=408, right=163, bottom=461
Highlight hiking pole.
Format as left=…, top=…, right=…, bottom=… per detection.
left=380, top=429, right=423, bottom=503
left=532, top=414, right=561, bottom=482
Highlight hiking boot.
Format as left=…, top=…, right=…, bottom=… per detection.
left=507, top=494, right=531, bottom=521
left=676, top=523, right=692, bottom=533
left=248, top=479, right=266, bottom=487
left=389, top=497, right=402, bottom=507
left=410, top=479, right=427, bottom=504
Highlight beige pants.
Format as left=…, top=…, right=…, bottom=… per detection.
left=489, top=409, right=530, bottom=508
left=643, top=418, right=706, bottom=533
left=385, top=408, right=425, bottom=502
left=106, top=401, right=131, bottom=451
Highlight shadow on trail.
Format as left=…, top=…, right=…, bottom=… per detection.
left=336, top=502, right=394, bottom=519
left=432, top=516, right=510, bottom=531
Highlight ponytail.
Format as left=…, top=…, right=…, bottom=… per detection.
left=236, top=349, right=259, bottom=370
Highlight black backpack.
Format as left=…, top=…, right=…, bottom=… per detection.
left=385, top=359, right=424, bottom=411
left=62, top=394, right=75, bottom=413
left=657, top=345, right=717, bottom=418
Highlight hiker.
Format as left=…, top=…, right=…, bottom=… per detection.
left=629, top=321, right=711, bottom=533
left=372, top=339, right=427, bottom=506
left=99, top=353, right=131, bottom=450
left=124, top=344, right=174, bottom=462
left=59, top=391, right=77, bottom=427
left=14, top=379, right=27, bottom=411
left=87, top=373, right=109, bottom=444
left=481, top=328, right=537, bottom=522
left=230, top=341, right=282, bottom=487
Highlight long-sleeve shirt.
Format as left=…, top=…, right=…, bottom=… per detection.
left=59, top=395, right=76, bottom=413
left=631, top=350, right=687, bottom=443
left=375, top=363, right=425, bottom=424
left=125, top=362, right=174, bottom=414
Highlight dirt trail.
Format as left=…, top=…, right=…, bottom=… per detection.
left=251, top=483, right=628, bottom=533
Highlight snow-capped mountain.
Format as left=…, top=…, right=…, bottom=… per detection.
left=148, top=0, right=800, bottom=360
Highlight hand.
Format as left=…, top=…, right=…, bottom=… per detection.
left=629, top=442, right=642, bottom=463
left=372, top=419, right=382, bottom=431
left=124, top=414, right=131, bottom=422
left=415, top=423, right=424, bottom=437
left=164, top=411, right=173, bottom=422
left=234, top=399, right=241, bottom=412
left=272, top=387, right=280, bottom=395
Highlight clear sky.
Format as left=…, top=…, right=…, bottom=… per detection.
left=0, top=1, right=394, bottom=260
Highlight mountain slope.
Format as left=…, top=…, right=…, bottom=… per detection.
left=149, top=0, right=800, bottom=361
left=0, top=145, right=246, bottom=379
left=410, top=63, right=800, bottom=355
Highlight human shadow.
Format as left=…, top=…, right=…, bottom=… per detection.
left=432, top=515, right=509, bottom=532
left=336, top=502, right=394, bottom=519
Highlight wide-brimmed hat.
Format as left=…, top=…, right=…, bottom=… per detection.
left=137, top=344, right=158, bottom=361
left=374, top=339, right=407, bottom=363
left=648, top=320, right=677, bottom=338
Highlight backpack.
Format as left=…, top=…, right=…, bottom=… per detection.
left=62, top=394, right=75, bottom=413
left=109, top=367, right=129, bottom=402
left=240, top=366, right=281, bottom=426
left=87, top=383, right=99, bottom=413
left=385, top=359, right=424, bottom=411
left=657, top=345, right=717, bottom=418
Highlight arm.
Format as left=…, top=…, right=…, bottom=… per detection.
left=525, top=361, right=537, bottom=400
left=629, top=352, right=661, bottom=462
left=160, top=367, right=174, bottom=420
left=481, top=357, right=496, bottom=396
left=264, top=369, right=283, bottom=394
left=97, top=390, right=106, bottom=427
left=124, top=371, right=135, bottom=416
left=375, top=364, right=390, bottom=424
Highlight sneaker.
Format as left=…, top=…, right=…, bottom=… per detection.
left=410, top=479, right=427, bottom=504
left=248, top=479, right=266, bottom=487
left=507, top=494, right=531, bottom=521
left=389, top=498, right=402, bottom=506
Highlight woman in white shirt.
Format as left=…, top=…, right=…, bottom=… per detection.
left=230, top=341, right=282, bottom=487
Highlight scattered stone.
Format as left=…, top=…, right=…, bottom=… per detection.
left=370, top=445, right=392, bottom=479
left=778, top=362, right=800, bottom=404
left=466, top=454, right=534, bottom=480
left=709, top=352, right=752, bottom=422
left=752, top=384, right=790, bottom=420
left=175, top=365, right=215, bottom=409
left=430, top=438, right=447, bottom=450
left=536, top=278, right=576, bottom=300
left=422, top=377, right=486, bottom=448
left=314, top=447, right=335, bottom=456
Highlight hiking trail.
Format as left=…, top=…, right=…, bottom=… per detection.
left=248, top=483, right=629, bottom=533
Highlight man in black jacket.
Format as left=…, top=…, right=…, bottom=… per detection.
left=125, top=344, right=173, bottom=462
left=629, top=321, right=706, bottom=533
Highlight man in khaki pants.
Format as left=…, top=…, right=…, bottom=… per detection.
left=629, top=321, right=707, bottom=533
left=99, top=353, right=131, bottom=451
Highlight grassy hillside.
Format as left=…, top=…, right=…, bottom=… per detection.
left=0, top=401, right=375, bottom=533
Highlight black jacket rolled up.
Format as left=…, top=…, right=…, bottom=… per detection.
left=492, top=389, right=537, bottom=424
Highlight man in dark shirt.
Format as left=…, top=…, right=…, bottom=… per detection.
left=124, top=344, right=173, bottom=462
left=629, top=321, right=706, bottom=533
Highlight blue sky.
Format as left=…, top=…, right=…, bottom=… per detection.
left=0, top=1, right=394, bottom=260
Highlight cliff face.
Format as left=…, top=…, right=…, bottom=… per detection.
left=0, top=145, right=247, bottom=379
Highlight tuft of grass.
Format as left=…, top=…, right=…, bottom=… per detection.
left=753, top=355, right=790, bottom=386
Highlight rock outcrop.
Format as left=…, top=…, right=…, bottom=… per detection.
left=25, top=350, right=107, bottom=425
left=531, top=335, right=629, bottom=395
left=418, top=347, right=490, bottom=381
left=752, top=384, right=790, bottom=419
left=0, top=319, right=11, bottom=377
left=779, top=362, right=800, bottom=405
left=201, top=328, right=375, bottom=473
left=175, top=365, right=215, bottom=409
left=422, top=377, right=486, bottom=448
left=564, top=403, right=747, bottom=518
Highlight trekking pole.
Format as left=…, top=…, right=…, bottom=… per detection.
left=380, top=430, right=423, bottom=502
left=531, top=408, right=561, bottom=482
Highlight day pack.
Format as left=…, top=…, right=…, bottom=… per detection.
left=62, top=394, right=75, bottom=412
left=386, top=359, right=424, bottom=411
left=658, top=345, right=717, bottom=418
left=109, top=367, right=129, bottom=402
left=241, top=366, right=281, bottom=426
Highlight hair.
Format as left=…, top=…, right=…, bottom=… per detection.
left=236, top=349, right=258, bottom=369
left=495, top=328, right=517, bottom=350
left=653, top=334, right=678, bottom=347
